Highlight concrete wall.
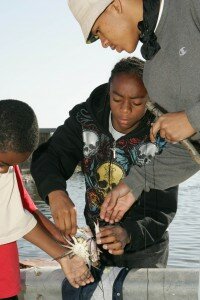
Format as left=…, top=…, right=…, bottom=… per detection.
left=19, top=268, right=199, bottom=300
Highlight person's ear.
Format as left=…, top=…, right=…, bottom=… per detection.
left=112, top=0, right=122, bottom=14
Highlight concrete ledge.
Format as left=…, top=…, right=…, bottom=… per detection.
left=19, top=267, right=199, bottom=300
left=123, top=268, right=199, bottom=300
left=20, top=266, right=64, bottom=300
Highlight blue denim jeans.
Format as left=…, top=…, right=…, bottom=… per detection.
left=62, top=266, right=130, bottom=300
left=62, top=266, right=103, bottom=300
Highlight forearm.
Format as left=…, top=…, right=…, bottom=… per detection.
left=31, top=119, right=83, bottom=201
left=33, top=209, right=65, bottom=244
left=122, top=217, right=168, bottom=252
left=124, top=143, right=200, bottom=199
left=31, top=151, right=67, bottom=202
left=23, top=223, right=66, bottom=259
left=122, top=186, right=178, bottom=252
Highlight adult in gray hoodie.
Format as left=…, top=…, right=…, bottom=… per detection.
left=67, top=0, right=200, bottom=225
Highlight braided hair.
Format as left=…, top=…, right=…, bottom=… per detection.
left=109, top=57, right=144, bottom=84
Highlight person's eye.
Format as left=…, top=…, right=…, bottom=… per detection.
left=132, top=99, right=143, bottom=106
left=113, top=98, right=121, bottom=103
left=132, top=102, right=143, bottom=107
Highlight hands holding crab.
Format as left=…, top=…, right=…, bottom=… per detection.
left=47, top=185, right=135, bottom=288
left=96, top=225, right=130, bottom=255
left=59, top=254, right=94, bottom=289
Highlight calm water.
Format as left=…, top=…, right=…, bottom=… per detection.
left=18, top=171, right=200, bottom=268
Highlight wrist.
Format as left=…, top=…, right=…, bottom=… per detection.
left=53, top=249, right=70, bottom=263
left=49, top=190, right=68, bottom=202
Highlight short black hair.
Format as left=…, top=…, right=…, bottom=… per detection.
left=109, top=57, right=144, bottom=83
left=0, top=99, right=39, bottom=153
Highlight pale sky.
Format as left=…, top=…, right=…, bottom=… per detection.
left=0, top=0, right=142, bottom=127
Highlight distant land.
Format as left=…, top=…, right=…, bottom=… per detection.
left=20, top=128, right=55, bottom=169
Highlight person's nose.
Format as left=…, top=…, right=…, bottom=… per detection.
left=121, top=100, right=132, bottom=113
left=100, top=36, right=110, bottom=48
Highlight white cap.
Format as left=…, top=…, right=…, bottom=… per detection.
left=68, top=0, right=113, bottom=43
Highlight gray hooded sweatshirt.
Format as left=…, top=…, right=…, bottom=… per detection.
left=124, top=0, right=200, bottom=198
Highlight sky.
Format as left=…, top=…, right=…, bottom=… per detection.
left=0, top=0, right=142, bottom=127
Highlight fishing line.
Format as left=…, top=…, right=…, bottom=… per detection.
left=143, top=156, right=149, bottom=300
left=97, top=276, right=106, bottom=300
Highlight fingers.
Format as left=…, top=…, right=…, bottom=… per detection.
left=70, top=206, right=77, bottom=236
left=109, top=191, right=136, bottom=223
left=63, top=206, right=77, bottom=236
left=104, top=210, right=113, bottom=223
left=54, top=214, right=66, bottom=235
left=102, top=206, right=124, bottom=224
left=67, top=266, right=94, bottom=288
left=103, top=241, right=124, bottom=255
left=151, top=128, right=173, bottom=144
left=68, top=277, right=80, bottom=289
left=96, top=227, right=124, bottom=254
left=49, top=191, right=77, bottom=236
left=108, top=206, right=123, bottom=224
left=100, top=193, right=112, bottom=220
left=109, top=249, right=124, bottom=255
left=79, top=269, right=93, bottom=283
left=97, top=235, right=116, bottom=245
left=76, top=269, right=94, bottom=286
left=110, top=209, right=125, bottom=223
left=100, top=190, right=119, bottom=222
left=96, top=227, right=116, bottom=244
left=68, top=272, right=93, bottom=289
left=159, top=129, right=166, bottom=139
left=100, top=182, right=131, bottom=222
left=97, top=225, right=129, bottom=256
left=55, top=206, right=77, bottom=237
left=150, top=115, right=182, bottom=143
left=106, top=189, right=121, bottom=211
left=150, top=121, right=160, bottom=142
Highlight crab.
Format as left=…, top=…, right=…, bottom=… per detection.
left=64, top=221, right=101, bottom=268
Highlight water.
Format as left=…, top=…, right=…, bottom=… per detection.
left=18, top=171, right=200, bottom=268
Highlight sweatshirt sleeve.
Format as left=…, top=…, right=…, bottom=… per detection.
left=185, top=101, right=200, bottom=132
left=31, top=114, right=83, bottom=201
left=123, top=142, right=200, bottom=199
left=121, top=186, right=178, bottom=252
left=14, top=165, right=37, bottom=213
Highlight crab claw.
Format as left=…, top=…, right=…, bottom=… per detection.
left=94, top=221, right=100, bottom=235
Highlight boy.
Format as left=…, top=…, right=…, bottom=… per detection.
left=31, top=58, right=178, bottom=298
left=0, top=99, right=93, bottom=299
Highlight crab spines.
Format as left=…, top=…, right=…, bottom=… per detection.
left=61, top=225, right=101, bottom=268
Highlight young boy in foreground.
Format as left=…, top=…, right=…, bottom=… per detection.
left=0, top=99, right=93, bottom=299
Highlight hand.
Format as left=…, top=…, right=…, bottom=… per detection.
left=100, top=181, right=136, bottom=223
left=150, top=111, right=196, bottom=143
left=49, top=190, right=77, bottom=236
left=59, top=255, right=94, bottom=288
left=96, top=225, right=130, bottom=255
